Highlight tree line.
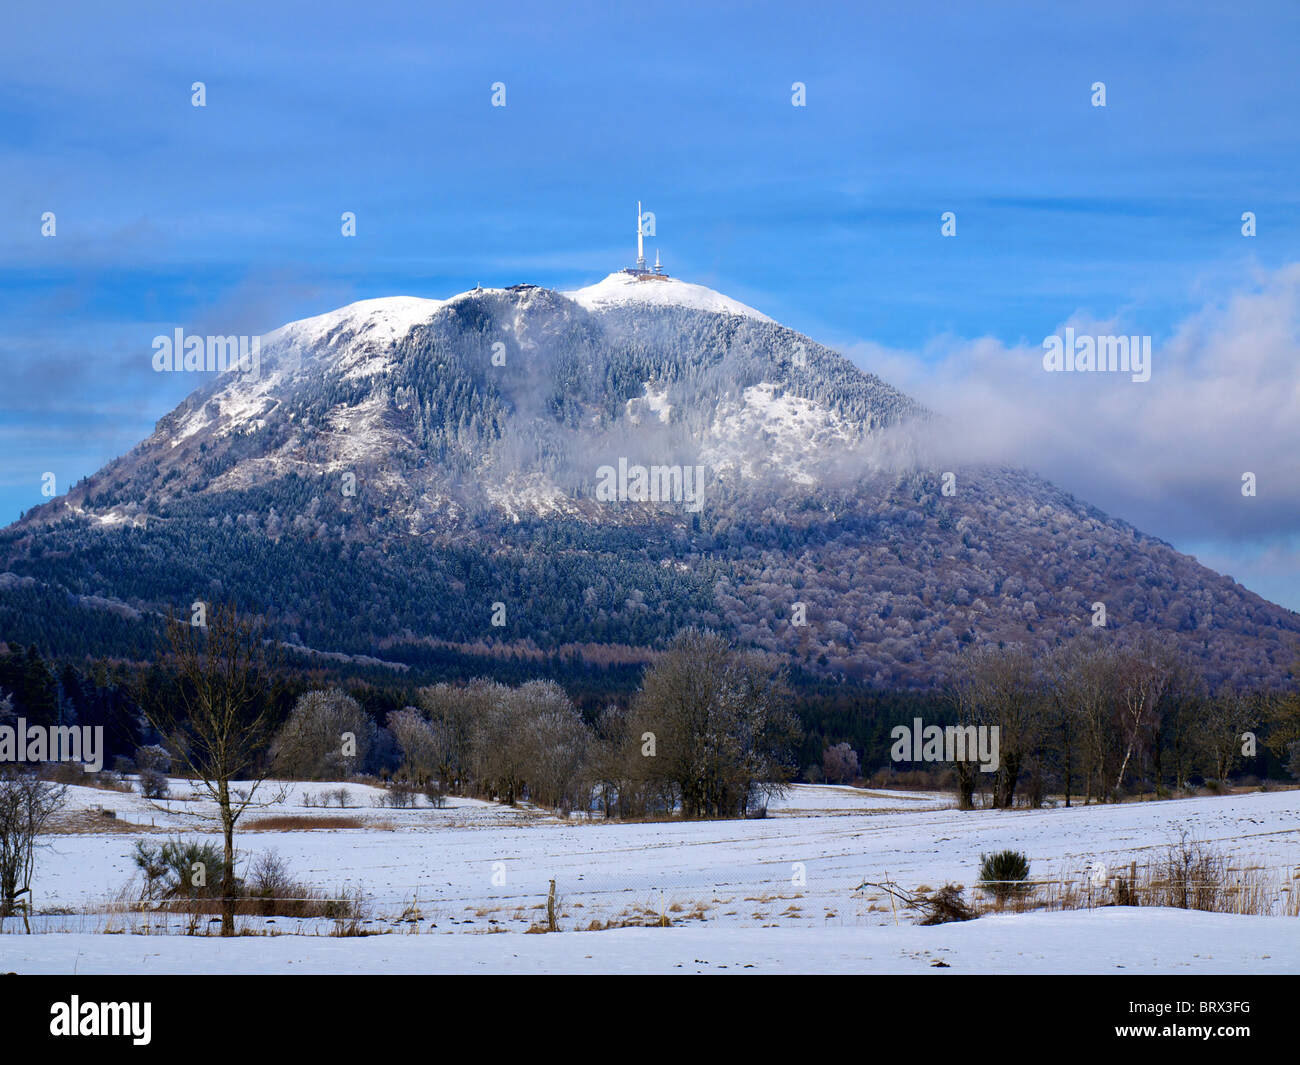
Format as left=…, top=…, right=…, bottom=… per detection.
left=935, top=632, right=1300, bottom=809
left=273, top=628, right=803, bottom=820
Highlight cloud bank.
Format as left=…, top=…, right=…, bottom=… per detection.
left=847, top=263, right=1300, bottom=609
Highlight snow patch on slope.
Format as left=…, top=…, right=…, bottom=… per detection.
left=625, top=382, right=673, bottom=425
left=170, top=294, right=485, bottom=444
left=484, top=473, right=577, bottom=522
left=700, top=382, right=858, bottom=484
left=565, top=272, right=773, bottom=322
left=68, top=505, right=149, bottom=528
left=267, top=295, right=451, bottom=358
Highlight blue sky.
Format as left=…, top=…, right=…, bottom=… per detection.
left=3, top=1, right=1300, bottom=605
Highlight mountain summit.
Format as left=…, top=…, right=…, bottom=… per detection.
left=3, top=276, right=1296, bottom=687
left=565, top=271, right=774, bottom=321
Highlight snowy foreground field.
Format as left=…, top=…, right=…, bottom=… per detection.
left=3, top=782, right=1297, bottom=974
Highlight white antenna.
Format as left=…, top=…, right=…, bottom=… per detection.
left=636, top=200, right=646, bottom=272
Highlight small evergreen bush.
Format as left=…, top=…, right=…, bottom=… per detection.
left=978, top=849, right=1032, bottom=902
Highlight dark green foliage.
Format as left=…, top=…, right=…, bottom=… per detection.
left=978, top=849, right=1032, bottom=901
left=0, top=511, right=720, bottom=658
left=0, top=648, right=145, bottom=764
left=133, top=837, right=230, bottom=900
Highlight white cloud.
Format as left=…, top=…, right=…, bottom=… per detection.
left=839, top=263, right=1300, bottom=610
left=846, top=262, right=1300, bottom=546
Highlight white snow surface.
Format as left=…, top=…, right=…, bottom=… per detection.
left=565, top=272, right=773, bottom=322
left=625, top=382, right=673, bottom=426
left=6, top=910, right=1292, bottom=975
left=265, top=294, right=459, bottom=355
left=168, top=291, right=491, bottom=445
left=7, top=782, right=1297, bottom=973
left=701, top=382, right=859, bottom=484
left=483, top=472, right=579, bottom=522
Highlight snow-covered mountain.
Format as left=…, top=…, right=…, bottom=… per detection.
left=565, top=271, right=774, bottom=321
left=38, top=276, right=919, bottom=533
left=3, top=274, right=1297, bottom=687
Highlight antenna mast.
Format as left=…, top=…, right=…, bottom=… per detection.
left=636, top=200, right=646, bottom=272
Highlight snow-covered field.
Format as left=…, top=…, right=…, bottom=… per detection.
left=3, top=782, right=1296, bottom=974
left=6, top=911, right=1295, bottom=975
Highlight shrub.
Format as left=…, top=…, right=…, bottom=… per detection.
left=133, top=837, right=229, bottom=901
left=245, top=850, right=353, bottom=918
left=914, top=884, right=977, bottom=925
left=978, top=850, right=1032, bottom=902
left=139, top=769, right=169, bottom=799
left=1157, top=833, right=1225, bottom=910
left=132, top=840, right=361, bottom=921
left=374, top=783, right=418, bottom=808
left=0, top=770, right=66, bottom=918
left=42, top=762, right=89, bottom=785
left=865, top=765, right=952, bottom=791
left=134, top=745, right=172, bottom=774
left=247, top=850, right=294, bottom=915
left=329, top=886, right=371, bottom=936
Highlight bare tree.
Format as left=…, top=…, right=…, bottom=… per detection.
left=0, top=769, right=66, bottom=924
left=822, top=742, right=860, bottom=785
left=1264, top=669, right=1300, bottom=774
left=1112, top=637, right=1177, bottom=796
left=1202, top=688, right=1258, bottom=783
left=1155, top=671, right=1204, bottom=793
left=513, top=680, right=588, bottom=813
left=1042, top=645, right=1077, bottom=806
left=416, top=681, right=485, bottom=794
left=588, top=703, right=632, bottom=818
left=271, top=689, right=372, bottom=779
left=721, top=650, right=800, bottom=816
left=143, top=602, right=282, bottom=936
left=1149, top=656, right=1204, bottom=792
left=944, top=659, right=981, bottom=809
left=1045, top=635, right=1118, bottom=805
left=630, top=629, right=733, bottom=818
left=626, top=629, right=800, bottom=819
left=388, top=707, right=439, bottom=785
left=472, top=681, right=531, bottom=805
left=952, top=643, right=1041, bottom=808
